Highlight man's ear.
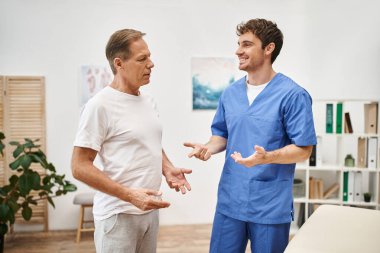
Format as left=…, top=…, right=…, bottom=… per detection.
left=265, top=42, right=275, bottom=56
left=113, top=58, right=123, bottom=72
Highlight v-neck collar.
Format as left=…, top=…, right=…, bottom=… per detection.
left=239, top=73, right=282, bottom=109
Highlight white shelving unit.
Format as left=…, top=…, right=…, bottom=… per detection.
left=291, top=99, right=380, bottom=235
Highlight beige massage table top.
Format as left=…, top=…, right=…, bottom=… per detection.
left=285, top=204, right=380, bottom=253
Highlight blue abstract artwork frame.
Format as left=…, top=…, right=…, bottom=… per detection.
left=192, top=57, right=241, bottom=110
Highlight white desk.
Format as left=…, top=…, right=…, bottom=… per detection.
left=285, top=205, right=380, bottom=253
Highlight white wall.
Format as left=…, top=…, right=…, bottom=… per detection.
left=1, top=0, right=379, bottom=230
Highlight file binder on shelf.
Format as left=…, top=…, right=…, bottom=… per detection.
left=343, top=171, right=348, bottom=202
left=364, top=102, right=378, bottom=134
left=357, top=137, right=367, bottom=168
left=326, top=103, right=333, bottom=133
left=367, top=137, right=378, bottom=169
left=361, top=171, right=370, bottom=200
left=348, top=171, right=355, bottom=202
left=354, top=171, right=363, bottom=202
left=344, top=112, right=353, bottom=133
left=336, top=102, right=343, bottom=134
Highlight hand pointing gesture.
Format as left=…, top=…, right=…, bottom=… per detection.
left=183, top=142, right=212, bottom=161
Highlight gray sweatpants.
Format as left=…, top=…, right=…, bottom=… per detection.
left=94, top=210, right=159, bottom=253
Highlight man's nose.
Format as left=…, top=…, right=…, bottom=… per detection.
left=235, top=47, right=243, bottom=56
left=148, top=59, right=154, bottom=68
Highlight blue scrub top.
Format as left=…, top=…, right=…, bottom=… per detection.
left=211, top=73, right=317, bottom=224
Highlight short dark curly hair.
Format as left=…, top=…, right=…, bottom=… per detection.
left=236, top=19, right=283, bottom=63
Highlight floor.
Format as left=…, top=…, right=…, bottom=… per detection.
left=3, top=224, right=252, bottom=253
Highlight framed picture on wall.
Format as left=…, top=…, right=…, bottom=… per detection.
left=191, top=57, right=241, bottom=110
left=80, top=65, right=113, bottom=106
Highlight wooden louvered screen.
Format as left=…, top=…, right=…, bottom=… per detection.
left=0, top=77, right=5, bottom=185
left=1, top=76, right=47, bottom=231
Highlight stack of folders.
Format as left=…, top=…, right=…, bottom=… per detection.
left=342, top=101, right=378, bottom=203
left=328, top=101, right=378, bottom=134
left=344, top=137, right=378, bottom=203
left=343, top=170, right=370, bottom=203
left=357, top=137, right=378, bottom=169
left=326, top=102, right=347, bottom=134
left=358, top=102, right=378, bottom=170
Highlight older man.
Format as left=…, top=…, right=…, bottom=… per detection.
left=72, top=29, right=191, bottom=253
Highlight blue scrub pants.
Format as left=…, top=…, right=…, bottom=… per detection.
left=210, top=211, right=290, bottom=253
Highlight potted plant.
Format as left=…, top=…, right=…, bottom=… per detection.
left=363, top=192, right=372, bottom=203
left=0, top=132, right=77, bottom=252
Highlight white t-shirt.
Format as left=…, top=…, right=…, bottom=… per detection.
left=246, top=79, right=269, bottom=105
left=74, top=86, right=163, bottom=220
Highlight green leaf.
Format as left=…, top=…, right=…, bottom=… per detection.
left=47, top=163, right=56, bottom=172
left=0, top=132, right=5, bottom=139
left=26, top=196, right=38, bottom=205
left=36, top=150, right=46, bottom=160
left=42, top=184, right=53, bottom=193
left=7, top=199, right=20, bottom=213
left=47, top=196, right=55, bottom=208
left=31, top=152, right=48, bottom=168
left=30, top=172, right=41, bottom=190
left=0, top=223, right=8, bottom=235
left=10, top=191, right=20, bottom=200
left=13, top=145, right=24, bottom=158
left=21, top=155, right=32, bottom=169
left=42, top=175, right=51, bottom=185
left=24, top=142, right=34, bottom=148
left=63, top=184, right=77, bottom=192
left=19, top=174, right=33, bottom=195
left=24, top=138, right=33, bottom=143
left=30, top=154, right=46, bottom=165
left=21, top=206, right=32, bottom=221
left=7, top=209, right=15, bottom=224
left=56, top=190, right=63, bottom=196
left=38, top=191, right=47, bottom=197
left=9, top=159, right=21, bottom=170
left=9, top=141, right=20, bottom=146
left=9, top=175, right=19, bottom=186
left=1, top=186, right=12, bottom=194
left=0, top=141, right=4, bottom=156
left=0, top=204, right=10, bottom=220
left=54, top=175, right=63, bottom=184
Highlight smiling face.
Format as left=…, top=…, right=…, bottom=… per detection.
left=116, top=38, right=154, bottom=89
left=235, top=31, right=267, bottom=73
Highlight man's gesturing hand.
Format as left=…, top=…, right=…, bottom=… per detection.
left=128, top=189, right=170, bottom=211
left=164, top=167, right=192, bottom=194
left=231, top=145, right=267, bottom=167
